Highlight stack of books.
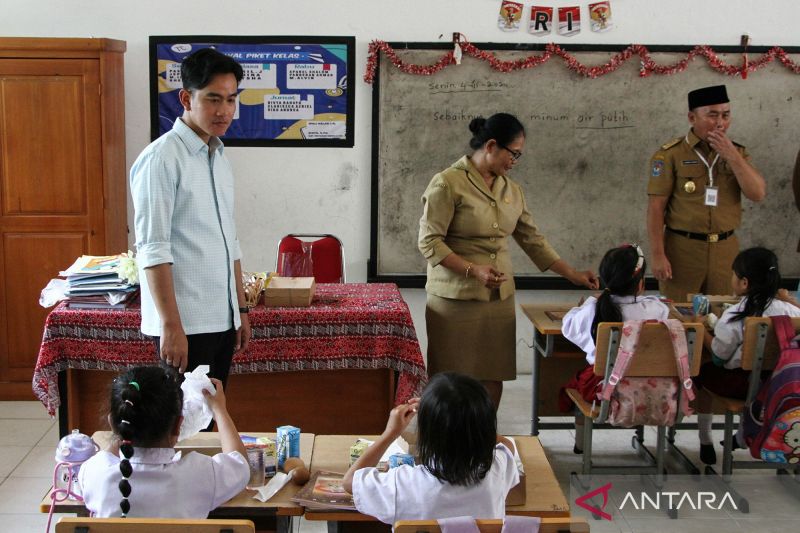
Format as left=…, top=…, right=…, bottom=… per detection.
left=60, top=255, right=139, bottom=309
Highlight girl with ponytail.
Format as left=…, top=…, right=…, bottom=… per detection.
left=78, top=366, right=249, bottom=518
left=558, top=244, right=669, bottom=453
left=694, top=247, right=800, bottom=465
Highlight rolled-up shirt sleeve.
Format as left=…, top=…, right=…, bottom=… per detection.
left=131, top=151, right=176, bottom=269
left=418, top=175, right=455, bottom=267
left=512, top=190, right=560, bottom=271
left=711, top=308, right=743, bottom=364
left=352, top=466, right=398, bottom=524
left=209, top=451, right=250, bottom=510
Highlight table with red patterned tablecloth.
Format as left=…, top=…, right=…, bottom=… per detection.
left=34, top=283, right=427, bottom=434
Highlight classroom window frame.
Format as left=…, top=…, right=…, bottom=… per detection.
left=149, top=35, right=355, bottom=147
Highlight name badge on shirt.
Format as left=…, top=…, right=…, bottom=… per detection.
left=705, top=186, right=719, bottom=207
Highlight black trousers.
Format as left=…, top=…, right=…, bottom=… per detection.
left=151, top=329, right=236, bottom=431
left=151, top=328, right=236, bottom=386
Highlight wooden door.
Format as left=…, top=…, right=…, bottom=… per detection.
left=0, top=58, right=104, bottom=393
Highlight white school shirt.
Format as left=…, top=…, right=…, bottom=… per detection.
left=78, top=447, right=249, bottom=518
left=352, top=443, right=519, bottom=525
left=130, top=118, right=243, bottom=337
left=562, top=295, right=670, bottom=365
left=712, top=297, right=800, bottom=370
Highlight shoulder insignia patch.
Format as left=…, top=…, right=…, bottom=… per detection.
left=660, top=138, right=681, bottom=150
left=651, top=159, right=665, bottom=178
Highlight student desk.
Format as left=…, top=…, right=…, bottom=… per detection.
left=520, top=304, right=585, bottom=436
left=524, top=301, right=727, bottom=437
left=32, top=283, right=427, bottom=437
left=40, top=431, right=314, bottom=533
left=304, top=435, right=569, bottom=533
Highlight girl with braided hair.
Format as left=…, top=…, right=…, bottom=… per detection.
left=78, top=366, right=249, bottom=517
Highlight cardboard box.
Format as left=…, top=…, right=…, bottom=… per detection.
left=264, top=276, right=316, bottom=307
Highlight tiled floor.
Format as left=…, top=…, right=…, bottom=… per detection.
left=3, top=377, right=798, bottom=532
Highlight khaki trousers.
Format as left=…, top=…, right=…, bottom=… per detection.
left=658, top=232, right=739, bottom=302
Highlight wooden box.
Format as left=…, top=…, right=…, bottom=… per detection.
left=264, top=277, right=316, bottom=307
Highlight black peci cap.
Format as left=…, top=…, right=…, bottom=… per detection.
left=688, top=85, right=729, bottom=110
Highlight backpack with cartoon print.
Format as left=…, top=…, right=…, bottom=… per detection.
left=742, top=315, right=800, bottom=463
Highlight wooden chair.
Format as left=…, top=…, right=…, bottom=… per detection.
left=275, top=233, right=346, bottom=283
left=705, top=316, right=800, bottom=478
left=394, top=517, right=590, bottom=533
left=55, top=517, right=255, bottom=533
left=566, top=321, right=703, bottom=477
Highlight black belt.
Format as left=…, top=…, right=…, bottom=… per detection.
left=666, top=227, right=734, bottom=243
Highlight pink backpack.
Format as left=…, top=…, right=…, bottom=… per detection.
left=599, top=319, right=695, bottom=427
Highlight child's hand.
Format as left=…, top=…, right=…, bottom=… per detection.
left=383, top=398, right=419, bottom=439
left=777, top=289, right=800, bottom=308
left=203, top=378, right=227, bottom=415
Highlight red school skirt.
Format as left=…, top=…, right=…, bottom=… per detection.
left=558, top=363, right=604, bottom=413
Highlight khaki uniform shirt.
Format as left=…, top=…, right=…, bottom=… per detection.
left=647, top=129, right=752, bottom=234
left=418, top=156, right=560, bottom=301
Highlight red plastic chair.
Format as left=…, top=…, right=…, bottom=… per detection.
left=275, top=234, right=346, bottom=283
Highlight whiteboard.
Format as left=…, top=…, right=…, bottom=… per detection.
left=369, top=44, right=800, bottom=286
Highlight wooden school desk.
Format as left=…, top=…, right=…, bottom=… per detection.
left=520, top=304, right=585, bottom=435
left=40, top=431, right=314, bottom=533
left=33, top=283, right=427, bottom=437
left=304, top=435, right=569, bottom=533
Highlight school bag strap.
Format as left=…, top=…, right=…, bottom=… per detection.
left=600, top=320, right=644, bottom=401
left=501, top=515, right=541, bottom=533
left=599, top=319, right=695, bottom=417
left=437, top=516, right=481, bottom=533
left=662, top=318, right=696, bottom=415
left=773, top=314, right=796, bottom=355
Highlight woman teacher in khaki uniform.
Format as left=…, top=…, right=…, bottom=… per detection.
left=418, top=113, right=599, bottom=409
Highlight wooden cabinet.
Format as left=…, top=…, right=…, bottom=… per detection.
left=0, top=38, right=127, bottom=399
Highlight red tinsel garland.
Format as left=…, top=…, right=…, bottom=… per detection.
left=363, top=37, right=800, bottom=84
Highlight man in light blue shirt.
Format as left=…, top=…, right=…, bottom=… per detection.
left=130, top=48, right=250, bottom=384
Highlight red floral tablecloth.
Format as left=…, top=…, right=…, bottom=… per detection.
left=33, top=283, right=427, bottom=416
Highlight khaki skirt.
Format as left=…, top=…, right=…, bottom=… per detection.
left=425, top=292, right=517, bottom=381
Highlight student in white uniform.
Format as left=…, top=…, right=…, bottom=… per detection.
left=694, top=247, right=800, bottom=464
left=79, top=366, right=249, bottom=518
left=343, top=373, right=519, bottom=525
left=559, top=244, right=670, bottom=453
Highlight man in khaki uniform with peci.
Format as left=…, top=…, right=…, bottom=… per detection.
left=647, top=85, right=766, bottom=302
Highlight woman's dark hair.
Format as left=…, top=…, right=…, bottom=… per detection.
left=591, top=244, right=647, bottom=342
left=468, top=113, right=525, bottom=151
left=110, top=366, right=182, bottom=517
left=728, top=247, right=780, bottom=323
left=417, top=372, right=497, bottom=486
left=181, top=47, right=243, bottom=91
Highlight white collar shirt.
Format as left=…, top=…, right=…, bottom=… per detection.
left=130, top=118, right=243, bottom=336
left=562, top=295, right=670, bottom=364
left=712, top=297, right=800, bottom=369
left=351, top=443, right=519, bottom=525
left=78, top=447, right=249, bottom=518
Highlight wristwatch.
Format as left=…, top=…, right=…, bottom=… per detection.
left=238, top=306, right=250, bottom=314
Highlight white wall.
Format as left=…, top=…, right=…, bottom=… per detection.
left=4, top=0, right=799, bottom=370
